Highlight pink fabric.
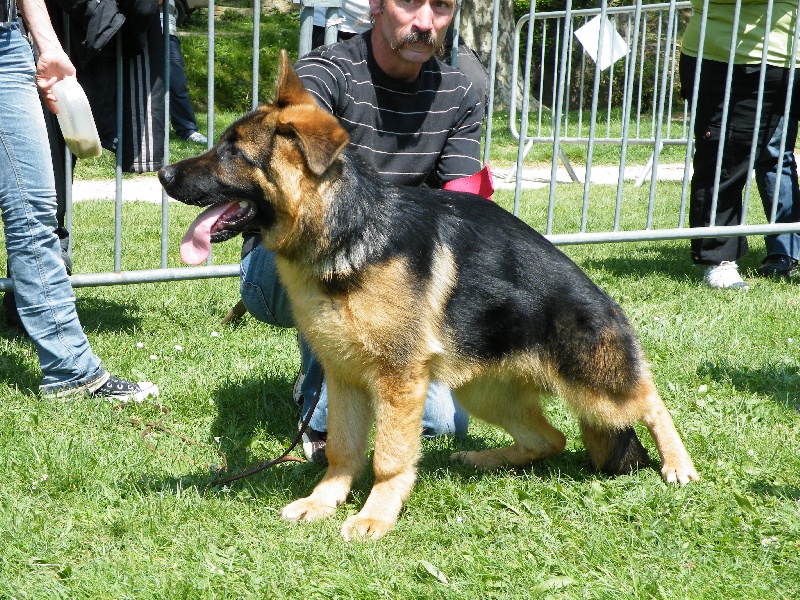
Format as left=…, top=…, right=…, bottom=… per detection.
left=443, top=165, right=494, bottom=200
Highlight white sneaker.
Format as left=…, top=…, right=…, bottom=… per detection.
left=185, top=131, right=208, bottom=145
left=703, top=261, right=749, bottom=290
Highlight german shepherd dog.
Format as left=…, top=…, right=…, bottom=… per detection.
left=159, top=51, right=698, bottom=540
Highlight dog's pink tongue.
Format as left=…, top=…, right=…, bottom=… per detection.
left=180, top=202, right=238, bottom=265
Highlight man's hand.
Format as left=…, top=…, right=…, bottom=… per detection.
left=35, top=49, right=76, bottom=115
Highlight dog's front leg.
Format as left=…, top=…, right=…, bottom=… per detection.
left=281, top=378, right=372, bottom=523
left=340, top=372, right=427, bottom=541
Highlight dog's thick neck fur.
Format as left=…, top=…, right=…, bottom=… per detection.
left=290, top=149, right=425, bottom=288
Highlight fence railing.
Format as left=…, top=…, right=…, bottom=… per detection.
left=3, top=0, right=799, bottom=294
left=507, top=0, right=800, bottom=246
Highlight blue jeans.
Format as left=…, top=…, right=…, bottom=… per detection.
left=0, top=24, right=106, bottom=394
left=754, top=118, right=800, bottom=260
left=240, top=243, right=469, bottom=436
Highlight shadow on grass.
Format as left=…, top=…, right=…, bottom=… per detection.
left=575, top=242, right=693, bottom=282
left=0, top=325, right=40, bottom=392
left=130, top=377, right=664, bottom=500
left=123, top=371, right=328, bottom=498
left=75, top=296, right=144, bottom=333
left=574, top=240, right=774, bottom=284
left=697, top=359, right=800, bottom=410
left=749, top=479, right=800, bottom=501
left=421, top=431, right=655, bottom=484
left=0, top=296, right=144, bottom=337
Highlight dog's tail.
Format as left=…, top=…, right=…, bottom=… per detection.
left=579, top=421, right=650, bottom=475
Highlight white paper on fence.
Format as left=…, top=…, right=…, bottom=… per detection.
left=574, top=15, right=629, bottom=70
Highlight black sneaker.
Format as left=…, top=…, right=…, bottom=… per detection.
left=90, top=375, right=159, bottom=402
left=300, top=421, right=327, bottom=465
left=756, top=255, right=799, bottom=279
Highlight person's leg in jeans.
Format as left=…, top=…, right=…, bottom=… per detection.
left=240, top=244, right=469, bottom=459
left=754, top=117, right=800, bottom=276
left=0, top=25, right=107, bottom=394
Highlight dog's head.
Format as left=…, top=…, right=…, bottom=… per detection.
left=158, top=50, right=350, bottom=265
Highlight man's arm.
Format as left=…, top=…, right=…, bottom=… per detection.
left=17, top=0, right=76, bottom=114
left=435, top=75, right=484, bottom=185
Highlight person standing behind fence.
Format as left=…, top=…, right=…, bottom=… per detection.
left=0, top=0, right=160, bottom=401
left=160, top=0, right=207, bottom=145
left=679, top=0, right=798, bottom=289
left=753, top=114, right=800, bottom=278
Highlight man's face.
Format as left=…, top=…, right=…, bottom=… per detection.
left=371, top=0, right=456, bottom=66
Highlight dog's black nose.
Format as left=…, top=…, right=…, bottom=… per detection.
left=158, top=165, right=175, bottom=187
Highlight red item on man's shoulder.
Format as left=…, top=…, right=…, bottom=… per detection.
left=443, top=165, right=494, bottom=200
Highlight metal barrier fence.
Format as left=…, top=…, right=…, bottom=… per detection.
left=508, top=0, right=800, bottom=246
left=2, top=0, right=799, bottom=294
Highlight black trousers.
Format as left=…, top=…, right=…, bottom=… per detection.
left=679, top=53, right=790, bottom=265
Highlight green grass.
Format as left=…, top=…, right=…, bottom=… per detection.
left=0, top=184, right=798, bottom=598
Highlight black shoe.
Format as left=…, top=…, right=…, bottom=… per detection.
left=300, top=421, right=327, bottom=465
left=90, top=375, right=159, bottom=402
left=756, top=255, right=799, bottom=279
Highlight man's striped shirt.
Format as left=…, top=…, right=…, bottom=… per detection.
left=295, top=31, right=484, bottom=188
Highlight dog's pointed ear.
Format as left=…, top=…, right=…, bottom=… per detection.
left=273, top=49, right=350, bottom=175
left=275, top=49, right=316, bottom=108
left=280, top=112, right=350, bottom=176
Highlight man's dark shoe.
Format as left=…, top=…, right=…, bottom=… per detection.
left=300, top=421, right=328, bottom=465
left=756, top=255, right=799, bottom=279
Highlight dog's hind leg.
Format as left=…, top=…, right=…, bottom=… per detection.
left=340, top=370, right=428, bottom=541
left=450, top=379, right=567, bottom=470
left=579, top=421, right=650, bottom=475
left=281, top=377, right=372, bottom=524
left=567, top=376, right=698, bottom=485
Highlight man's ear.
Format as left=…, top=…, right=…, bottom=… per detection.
left=367, top=0, right=382, bottom=17
left=274, top=49, right=316, bottom=108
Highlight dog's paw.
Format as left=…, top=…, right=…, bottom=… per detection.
left=340, top=513, right=395, bottom=541
left=661, top=462, right=700, bottom=485
left=281, top=496, right=338, bottom=523
left=450, top=449, right=507, bottom=470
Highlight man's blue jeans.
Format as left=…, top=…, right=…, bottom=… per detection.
left=754, top=118, right=800, bottom=261
left=240, top=243, right=469, bottom=436
left=0, top=24, right=106, bottom=394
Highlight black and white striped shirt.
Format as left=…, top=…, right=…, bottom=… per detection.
left=295, top=31, right=484, bottom=188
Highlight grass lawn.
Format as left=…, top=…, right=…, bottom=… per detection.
left=0, top=181, right=798, bottom=598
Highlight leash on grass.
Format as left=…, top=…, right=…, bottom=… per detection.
left=115, top=380, right=321, bottom=486
left=120, top=306, right=324, bottom=486
left=209, top=372, right=323, bottom=488
left=113, top=401, right=228, bottom=471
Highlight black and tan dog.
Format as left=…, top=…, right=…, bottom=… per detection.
left=159, top=51, right=698, bottom=540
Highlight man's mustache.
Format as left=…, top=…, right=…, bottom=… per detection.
left=391, top=30, right=445, bottom=57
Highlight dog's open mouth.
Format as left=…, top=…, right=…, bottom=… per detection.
left=180, top=200, right=257, bottom=265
